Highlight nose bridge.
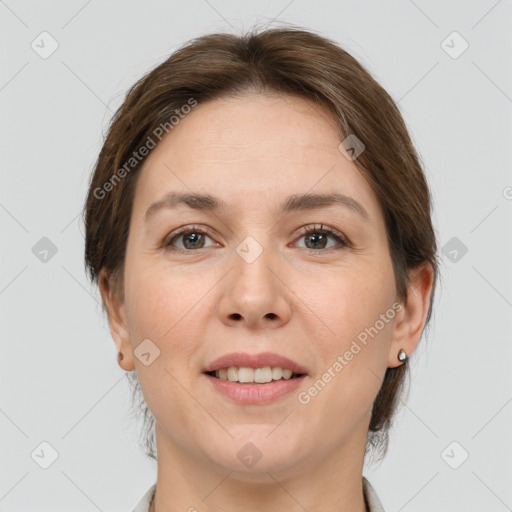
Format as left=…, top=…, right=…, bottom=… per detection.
left=234, top=234, right=274, bottom=291
left=217, top=232, right=291, bottom=328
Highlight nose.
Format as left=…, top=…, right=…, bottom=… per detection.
left=217, top=240, right=292, bottom=330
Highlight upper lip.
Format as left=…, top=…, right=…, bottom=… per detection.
left=203, top=352, right=308, bottom=375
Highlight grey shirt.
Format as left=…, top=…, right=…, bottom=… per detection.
left=132, top=476, right=385, bottom=511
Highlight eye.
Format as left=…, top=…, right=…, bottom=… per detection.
left=293, top=224, right=351, bottom=252
left=162, top=223, right=351, bottom=254
left=163, top=225, right=218, bottom=252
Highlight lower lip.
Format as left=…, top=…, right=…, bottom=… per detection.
left=203, top=373, right=306, bottom=404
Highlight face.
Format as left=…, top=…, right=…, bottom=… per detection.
left=104, top=92, right=427, bottom=480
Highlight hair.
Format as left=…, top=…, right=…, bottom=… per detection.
left=83, top=25, right=439, bottom=462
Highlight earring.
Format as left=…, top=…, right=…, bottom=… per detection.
left=397, top=348, right=408, bottom=363
left=118, top=351, right=124, bottom=361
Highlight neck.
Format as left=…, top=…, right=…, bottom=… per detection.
left=149, top=424, right=369, bottom=512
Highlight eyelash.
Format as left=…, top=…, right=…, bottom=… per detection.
left=162, top=223, right=352, bottom=255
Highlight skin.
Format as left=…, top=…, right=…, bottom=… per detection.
left=99, top=92, right=434, bottom=512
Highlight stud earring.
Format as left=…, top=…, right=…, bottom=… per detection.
left=118, top=351, right=124, bottom=361
left=397, top=348, right=408, bottom=363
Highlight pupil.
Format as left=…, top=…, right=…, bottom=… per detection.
left=306, top=233, right=327, bottom=249
left=184, top=233, right=204, bottom=249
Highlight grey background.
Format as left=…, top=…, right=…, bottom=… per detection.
left=1, top=0, right=511, bottom=510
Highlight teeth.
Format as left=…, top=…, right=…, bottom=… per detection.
left=238, top=367, right=254, bottom=383
left=282, top=368, right=293, bottom=379
left=272, top=367, right=283, bottom=380
left=254, top=367, right=272, bottom=383
left=227, top=367, right=238, bottom=382
left=214, top=366, right=300, bottom=383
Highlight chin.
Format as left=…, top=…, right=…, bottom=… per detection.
left=202, top=427, right=309, bottom=479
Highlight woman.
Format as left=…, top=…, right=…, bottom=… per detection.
left=84, top=27, right=438, bottom=512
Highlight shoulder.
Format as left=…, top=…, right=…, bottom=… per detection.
left=363, top=476, right=385, bottom=512
left=131, top=483, right=156, bottom=512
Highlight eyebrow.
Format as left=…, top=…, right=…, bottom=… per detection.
left=144, top=191, right=370, bottom=221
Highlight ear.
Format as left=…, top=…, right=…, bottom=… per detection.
left=98, top=267, right=135, bottom=371
left=387, top=261, right=435, bottom=368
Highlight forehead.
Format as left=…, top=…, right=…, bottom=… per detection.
left=133, top=92, right=383, bottom=223
left=150, top=92, right=341, bottom=164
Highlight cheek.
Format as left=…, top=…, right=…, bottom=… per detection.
left=124, top=260, right=206, bottom=341
left=295, top=264, right=396, bottom=411
left=299, top=263, right=396, bottom=351
left=122, top=269, right=207, bottom=427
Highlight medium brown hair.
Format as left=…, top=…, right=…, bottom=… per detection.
left=84, top=26, right=439, bottom=460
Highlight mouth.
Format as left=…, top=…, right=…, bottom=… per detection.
left=202, top=352, right=308, bottom=404
left=202, top=368, right=307, bottom=404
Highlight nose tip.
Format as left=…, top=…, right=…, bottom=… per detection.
left=217, top=246, right=292, bottom=329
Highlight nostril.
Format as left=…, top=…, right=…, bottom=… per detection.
left=266, top=313, right=277, bottom=319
